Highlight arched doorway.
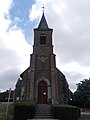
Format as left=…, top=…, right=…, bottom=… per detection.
left=38, top=81, right=47, bottom=104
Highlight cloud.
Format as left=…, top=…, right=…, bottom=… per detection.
left=0, top=0, right=13, bottom=16
left=29, top=0, right=90, bottom=92
left=0, top=0, right=90, bottom=92
left=0, top=0, right=32, bottom=91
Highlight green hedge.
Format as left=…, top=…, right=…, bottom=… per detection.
left=14, top=101, right=36, bottom=120
left=15, top=101, right=36, bottom=106
left=52, top=104, right=81, bottom=120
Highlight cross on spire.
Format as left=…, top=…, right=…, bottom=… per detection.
left=42, top=4, right=45, bottom=13
left=38, top=5, right=48, bottom=29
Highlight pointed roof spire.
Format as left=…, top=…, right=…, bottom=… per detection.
left=38, top=12, right=49, bottom=29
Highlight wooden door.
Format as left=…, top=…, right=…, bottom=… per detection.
left=38, top=81, right=47, bottom=104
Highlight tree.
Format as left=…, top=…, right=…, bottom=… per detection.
left=0, top=91, right=8, bottom=101
left=0, top=90, right=14, bottom=102
left=74, top=78, right=90, bottom=107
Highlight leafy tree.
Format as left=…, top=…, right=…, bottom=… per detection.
left=74, top=78, right=90, bottom=107
left=0, top=91, right=8, bottom=101
left=0, top=90, right=14, bottom=102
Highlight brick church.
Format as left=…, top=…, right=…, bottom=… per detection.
left=15, top=12, right=70, bottom=104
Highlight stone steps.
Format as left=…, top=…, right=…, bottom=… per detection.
left=34, top=104, right=53, bottom=119
left=34, top=116, right=53, bottom=119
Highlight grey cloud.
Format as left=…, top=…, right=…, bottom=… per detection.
left=0, top=68, right=20, bottom=91
left=47, top=1, right=90, bottom=67
left=64, top=71, right=86, bottom=92
left=0, top=43, right=22, bottom=91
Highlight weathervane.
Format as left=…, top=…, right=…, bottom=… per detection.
left=42, top=4, right=45, bottom=13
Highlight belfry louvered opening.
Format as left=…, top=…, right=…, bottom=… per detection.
left=40, top=33, right=46, bottom=45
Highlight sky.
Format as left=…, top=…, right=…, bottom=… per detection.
left=0, top=0, right=90, bottom=92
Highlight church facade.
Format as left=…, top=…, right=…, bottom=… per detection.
left=15, top=13, right=69, bottom=104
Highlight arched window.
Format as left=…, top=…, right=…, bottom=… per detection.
left=40, top=33, right=46, bottom=45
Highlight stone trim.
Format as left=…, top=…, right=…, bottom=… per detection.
left=35, top=77, right=51, bottom=103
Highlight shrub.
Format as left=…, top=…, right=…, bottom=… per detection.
left=52, top=104, right=81, bottom=120
left=15, top=101, right=36, bottom=106
left=69, top=100, right=85, bottom=108
left=14, top=101, right=36, bottom=120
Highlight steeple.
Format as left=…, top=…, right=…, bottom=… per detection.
left=38, top=12, right=48, bottom=29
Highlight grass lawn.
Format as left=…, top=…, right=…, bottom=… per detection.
left=0, top=103, right=14, bottom=120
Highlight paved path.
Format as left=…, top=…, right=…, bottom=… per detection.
left=28, top=115, right=90, bottom=120
left=28, top=119, right=59, bottom=120
left=28, top=116, right=90, bottom=120
left=78, top=115, right=90, bottom=120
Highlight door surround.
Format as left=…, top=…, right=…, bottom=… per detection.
left=35, top=77, right=51, bottom=103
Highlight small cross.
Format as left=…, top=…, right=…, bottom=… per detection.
left=42, top=4, right=45, bottom=12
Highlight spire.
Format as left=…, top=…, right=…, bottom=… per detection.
left=38, top=12, right=49, bottom=29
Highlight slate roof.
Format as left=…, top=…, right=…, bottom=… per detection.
left=38, top=12, right=48, bottom=29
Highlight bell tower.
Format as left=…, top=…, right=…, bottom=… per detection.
left=29, top=12, right=59, bottom=104
left=33, top=12, right=53, bottom=54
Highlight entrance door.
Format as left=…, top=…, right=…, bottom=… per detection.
left=38, top=81, right=47, bottom=104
